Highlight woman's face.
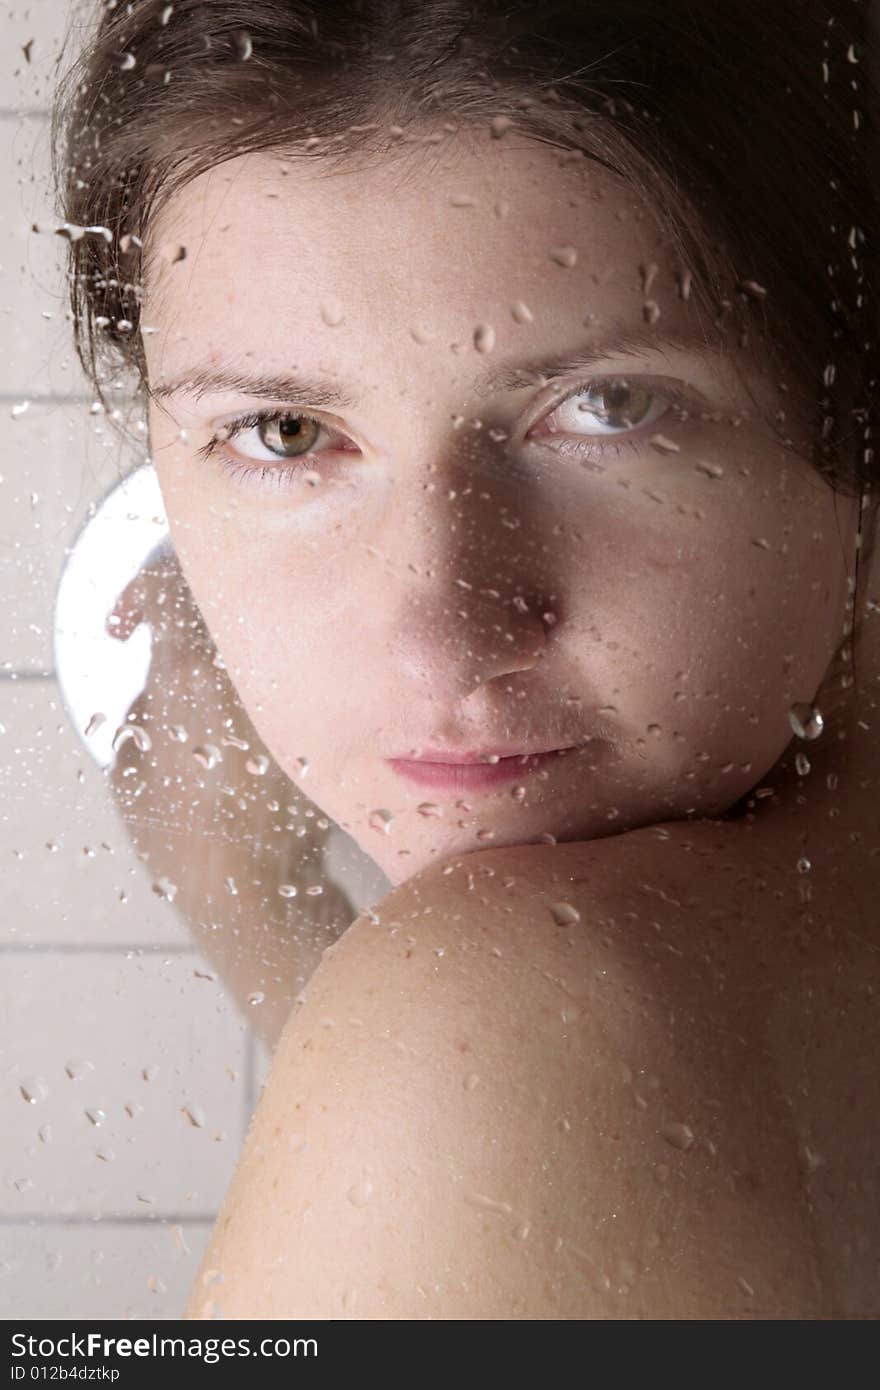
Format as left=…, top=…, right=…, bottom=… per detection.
left=141, top=126, right=858, bottom=885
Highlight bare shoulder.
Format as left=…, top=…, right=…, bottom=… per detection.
left=185, top=817, right=835, bottom=1320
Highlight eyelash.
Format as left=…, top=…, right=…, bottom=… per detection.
left=194, top=377, right=692, bottom=490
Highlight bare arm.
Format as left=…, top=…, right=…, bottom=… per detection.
left=105, top=550, right=358, bottom=1051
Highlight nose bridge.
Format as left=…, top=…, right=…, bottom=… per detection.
left=380, top=426, right=556, bottom=699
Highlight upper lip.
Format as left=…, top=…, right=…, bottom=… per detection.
left=388, top=744, right=576, bottom=764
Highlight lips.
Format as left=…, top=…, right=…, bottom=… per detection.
left=396, top=745, right=568, bottom=764
left=386, top=745, right=579, bottom=791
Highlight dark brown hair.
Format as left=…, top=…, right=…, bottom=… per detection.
left=51, top=0, right=879, bottom=617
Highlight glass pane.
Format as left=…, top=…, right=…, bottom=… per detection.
left=2, top=0, right=877, bottom=1319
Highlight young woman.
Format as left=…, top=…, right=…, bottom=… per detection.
left=52, top=0, right=878, bottom=1317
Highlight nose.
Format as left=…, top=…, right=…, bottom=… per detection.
left=381, top=431, right=557, bottom=702
left=388, top=577, right=550, bottom=700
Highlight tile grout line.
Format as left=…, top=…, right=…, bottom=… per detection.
left=0, top=944, right=197, bottom=954
left=0, top=395, right=102, bottom=405
left=0, top=1214, right=216, bottom=1226
left=0, top=671, right=56, bottom=682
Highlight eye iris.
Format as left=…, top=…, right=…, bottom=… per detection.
left=588, top=379, right=653, bottom=429
left=263, top=414, right=320, bottom=456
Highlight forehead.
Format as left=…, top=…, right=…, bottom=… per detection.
left=140, top=129, right=710, bottom=415
left=143, top=130, right=673, bottom=322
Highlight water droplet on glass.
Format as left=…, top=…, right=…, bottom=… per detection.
left=660, top=1121, right=694, bottom=1151
left=648, top=434, right=680, bottom=455
left=795, top=751, right=811, bottom=776
left=84, top=712, right=106, bottom=738
left=549, top=245, right=578, bottom=268
left=142, top=1064, right=159, bottom=1082
left=463, top=1072, right=480, bottom=1092
left=695, top=459, right=724, bottom=479
left=19, top=1077, right=48, bottom=1104
left=245, top=754, right=270, bottom=776
left=38, top=1124, right=52, bottom=1144
left=490, top=115, right=513, bottom=138
left=510, top=300, right=533, bottom=324
left=416, top=802, right=442, bottom=818
left=465, top=1191, right=513, bottom=1215
left=84, top=1108, right=106, bottom=1127
left=169, top=724, right=189, bottom=743
left=221, top=733, right=249, bottom=751
left=192, top=744, right=222, bottom=769
left=247, top=991, right=265, bottom=1006
left=549, top=902, right=581, bottom=928
left=347, top=1179, right=374, bottom=1207
left=368, top=809, right=393, bottom=834
left=152, top=877, right=178, bottom=902
left=296, top=756, right=310, bottom=778
left=64, top=1059, right=95, bottom=1081
left=182, top=1104, right=207, bottom=1128
left=789, top=703, right=824, bottom=740
left=473, top=323, right=495, bottom=354
left=320, top=298, right=345, bottom=327
left=111, top=723, right=152, bottom=753
left=278, top=883, right=298, bottom=899
left=797, top=857, right=811, bottom=875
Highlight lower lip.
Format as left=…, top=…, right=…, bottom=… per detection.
left=386, top=746, right=577, bottom=791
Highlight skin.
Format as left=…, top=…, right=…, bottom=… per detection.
left=122, top=121, right=880, bottom=1316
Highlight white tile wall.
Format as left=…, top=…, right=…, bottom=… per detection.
left=0, top=1221, right=216, bottom=1321
left=0, top=402, right=144, bottom=673
left=0, top=2, right=265, bottom=1321
left=1, top=952, right=251, bottom=1219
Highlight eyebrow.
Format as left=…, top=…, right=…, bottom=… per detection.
left=150, top=328, right=711, bottom=409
